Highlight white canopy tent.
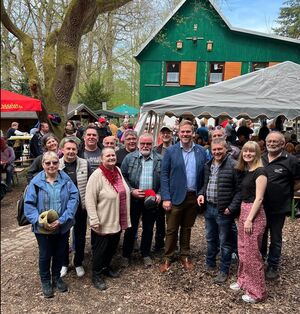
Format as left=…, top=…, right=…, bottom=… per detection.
left=135, top=61, right=300, bottom=140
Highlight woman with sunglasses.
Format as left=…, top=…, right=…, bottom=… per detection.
left=231, top=141, right=267, bottom=303
left=24, top=151, right=79, bottom=298
left=27, top=133, right=62, bottom=182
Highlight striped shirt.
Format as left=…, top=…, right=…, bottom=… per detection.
left=139, top=153, right=154, bottom=190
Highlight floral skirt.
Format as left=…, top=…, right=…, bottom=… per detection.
left=237, top=202, right=267, bottom=301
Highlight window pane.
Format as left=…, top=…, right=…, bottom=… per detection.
left=210, top=73, right=223, bottom=83
left=167, top=72, right=179, bottom=82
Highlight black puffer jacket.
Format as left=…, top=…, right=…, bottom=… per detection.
left=199, top=154, right=242, bottom=216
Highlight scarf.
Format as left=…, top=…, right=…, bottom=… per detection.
left=99, top=164, right=119, bottom=192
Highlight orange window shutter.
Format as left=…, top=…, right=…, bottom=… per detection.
left=224, top=62, right=242, bottom=80
left=180, top=61, right=197, bottom=86
left=269, top=62, right=279, bottom=67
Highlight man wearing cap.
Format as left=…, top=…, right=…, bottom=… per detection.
left=160, top=120, right=206, bottom=272
left=121, top=133, right=162, bottom=267
left=116, top=130, right=138, bottom=167
left=30, top=122, right=50, bottom=158
left=59, top=138, right=92, bottom=278
left=96, top=117, right=112, bottom=144
left=153, top=125, right=174, bottom=253
left=155, top=126, right=174, bottom=156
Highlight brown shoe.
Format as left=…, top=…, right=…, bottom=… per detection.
left=180, top=257, right=194, bottom=271
left=159, top=260, right=171, bottom=273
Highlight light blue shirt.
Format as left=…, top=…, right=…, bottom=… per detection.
left=45, top=173, right=63, bottom=215
left=139, top=152, right=154, bottom=190
left=180, top=142, right=197, bottom=191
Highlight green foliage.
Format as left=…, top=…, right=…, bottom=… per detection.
left=109, top=79, right=133, bottom=110
left=272, top=0, right=300, bottom=38
left=78, top=78, right=111, bottom=111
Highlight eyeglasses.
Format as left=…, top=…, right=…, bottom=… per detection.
left=140, top=142, right=152, bottom=146
left=44, top=161, right=59, bottom=166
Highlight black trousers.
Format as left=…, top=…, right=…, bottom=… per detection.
left=92, top=230, right=121, bottom=276
left=63, top=207, right=87, bottom=267
left=154, top=204, right=165, bottom=249
left=123, top=198, right=158, bottom=258
left=261, top=213, right=286, bottom=270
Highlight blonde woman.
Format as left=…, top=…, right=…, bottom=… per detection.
left=231, top=141, right=267, bottom=303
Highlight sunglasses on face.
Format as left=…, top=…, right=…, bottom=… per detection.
left=44, top=161, right=59, bottom=166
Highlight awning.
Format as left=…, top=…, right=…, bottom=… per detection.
left=0, top=89, right=42, bottom=112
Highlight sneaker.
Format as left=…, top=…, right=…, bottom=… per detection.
left=266, top=267, right=279, bottom=280
left=75, top=266, right=85, bottom=277
left=213, top=272, right=228, bottom=284
left=53, top=277, right=68, bottom=293
left=60, top=266, right=68, bottom=277
left=230, top=282, right=241, bottom=291
left=120, top=257, right=130, bottom=268
left=231, top=253, right=239, bottom=265
left=242, top=294, right=257, bottom=303
left=41, top=281, right=54, bottom=298
left=143, top=256, right=153, bottom=268
left=92, top=276, right=107, bottom=291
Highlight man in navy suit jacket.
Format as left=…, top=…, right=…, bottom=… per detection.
left=160, top=120, right=207, bottom=272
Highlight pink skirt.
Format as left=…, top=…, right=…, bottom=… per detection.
left=237, top=202, right=267, bottom=301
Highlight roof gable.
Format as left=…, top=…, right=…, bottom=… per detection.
left=134, top=0, right=300, bottom=58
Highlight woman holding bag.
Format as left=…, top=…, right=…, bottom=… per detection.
left=24, top=151, right=78, bottom=298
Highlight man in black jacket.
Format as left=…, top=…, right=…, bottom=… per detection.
left=29, top=122, right=49, bottom=158
left=262, top=131, right=300, bottom=280
left=198, top=138, right=242, bottom=284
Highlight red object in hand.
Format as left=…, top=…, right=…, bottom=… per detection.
left=144, top=189, right=156, bottom=198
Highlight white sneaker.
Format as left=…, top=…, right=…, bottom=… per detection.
left=75, top=266, right=85, bottom=277
left=60, top=266, right=68, bottom=277
left=242, top=294, right=257, bottom=303
left=230, top=282, right=241, bottom=291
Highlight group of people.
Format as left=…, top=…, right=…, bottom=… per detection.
left=7, top=116, right=299, bottom=304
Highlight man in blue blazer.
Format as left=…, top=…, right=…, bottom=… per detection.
left=160, top=120, right=207, bottom=272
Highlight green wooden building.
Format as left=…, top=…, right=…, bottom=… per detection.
left=134, top=0, right=300, bottom=105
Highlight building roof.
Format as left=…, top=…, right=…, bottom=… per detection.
left=67, top=103, right=99, bottom=120
left=134, top=0, right=300, bottom=58
left=141, top=61, right=300, bottom=120
left=94, top=109, right=124, bottom=119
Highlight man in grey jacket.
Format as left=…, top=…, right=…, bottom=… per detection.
left=198, top=138, right=242, bottom=284
left=121, top=133, right=162, bottom=267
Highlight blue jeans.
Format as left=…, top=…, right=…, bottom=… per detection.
left=35, top=232, right=69, bottom=282
left=205, top=203, right=234, bottom=274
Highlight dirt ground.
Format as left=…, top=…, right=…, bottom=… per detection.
left=1, top=174, right=300, bottom=313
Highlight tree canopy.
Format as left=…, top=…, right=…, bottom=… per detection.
left=273, top=0, right=300, bottom=38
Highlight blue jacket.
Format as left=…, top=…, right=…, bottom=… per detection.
left=24, top=170, right=79, bottom=234
left=161, top=142, right=206, bottom=205
left=121, top=150, right=162, bottom=193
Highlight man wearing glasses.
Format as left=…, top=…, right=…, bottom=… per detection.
left=261, top=131, right=300, bottom=280
left=116, top=130, right=138, bottom=167
left=121, top=133, right=162, bottom=268
left=160, top=120, right=207, bottom=272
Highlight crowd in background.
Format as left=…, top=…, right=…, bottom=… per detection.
left=1, top=116, right=300, bottom=304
